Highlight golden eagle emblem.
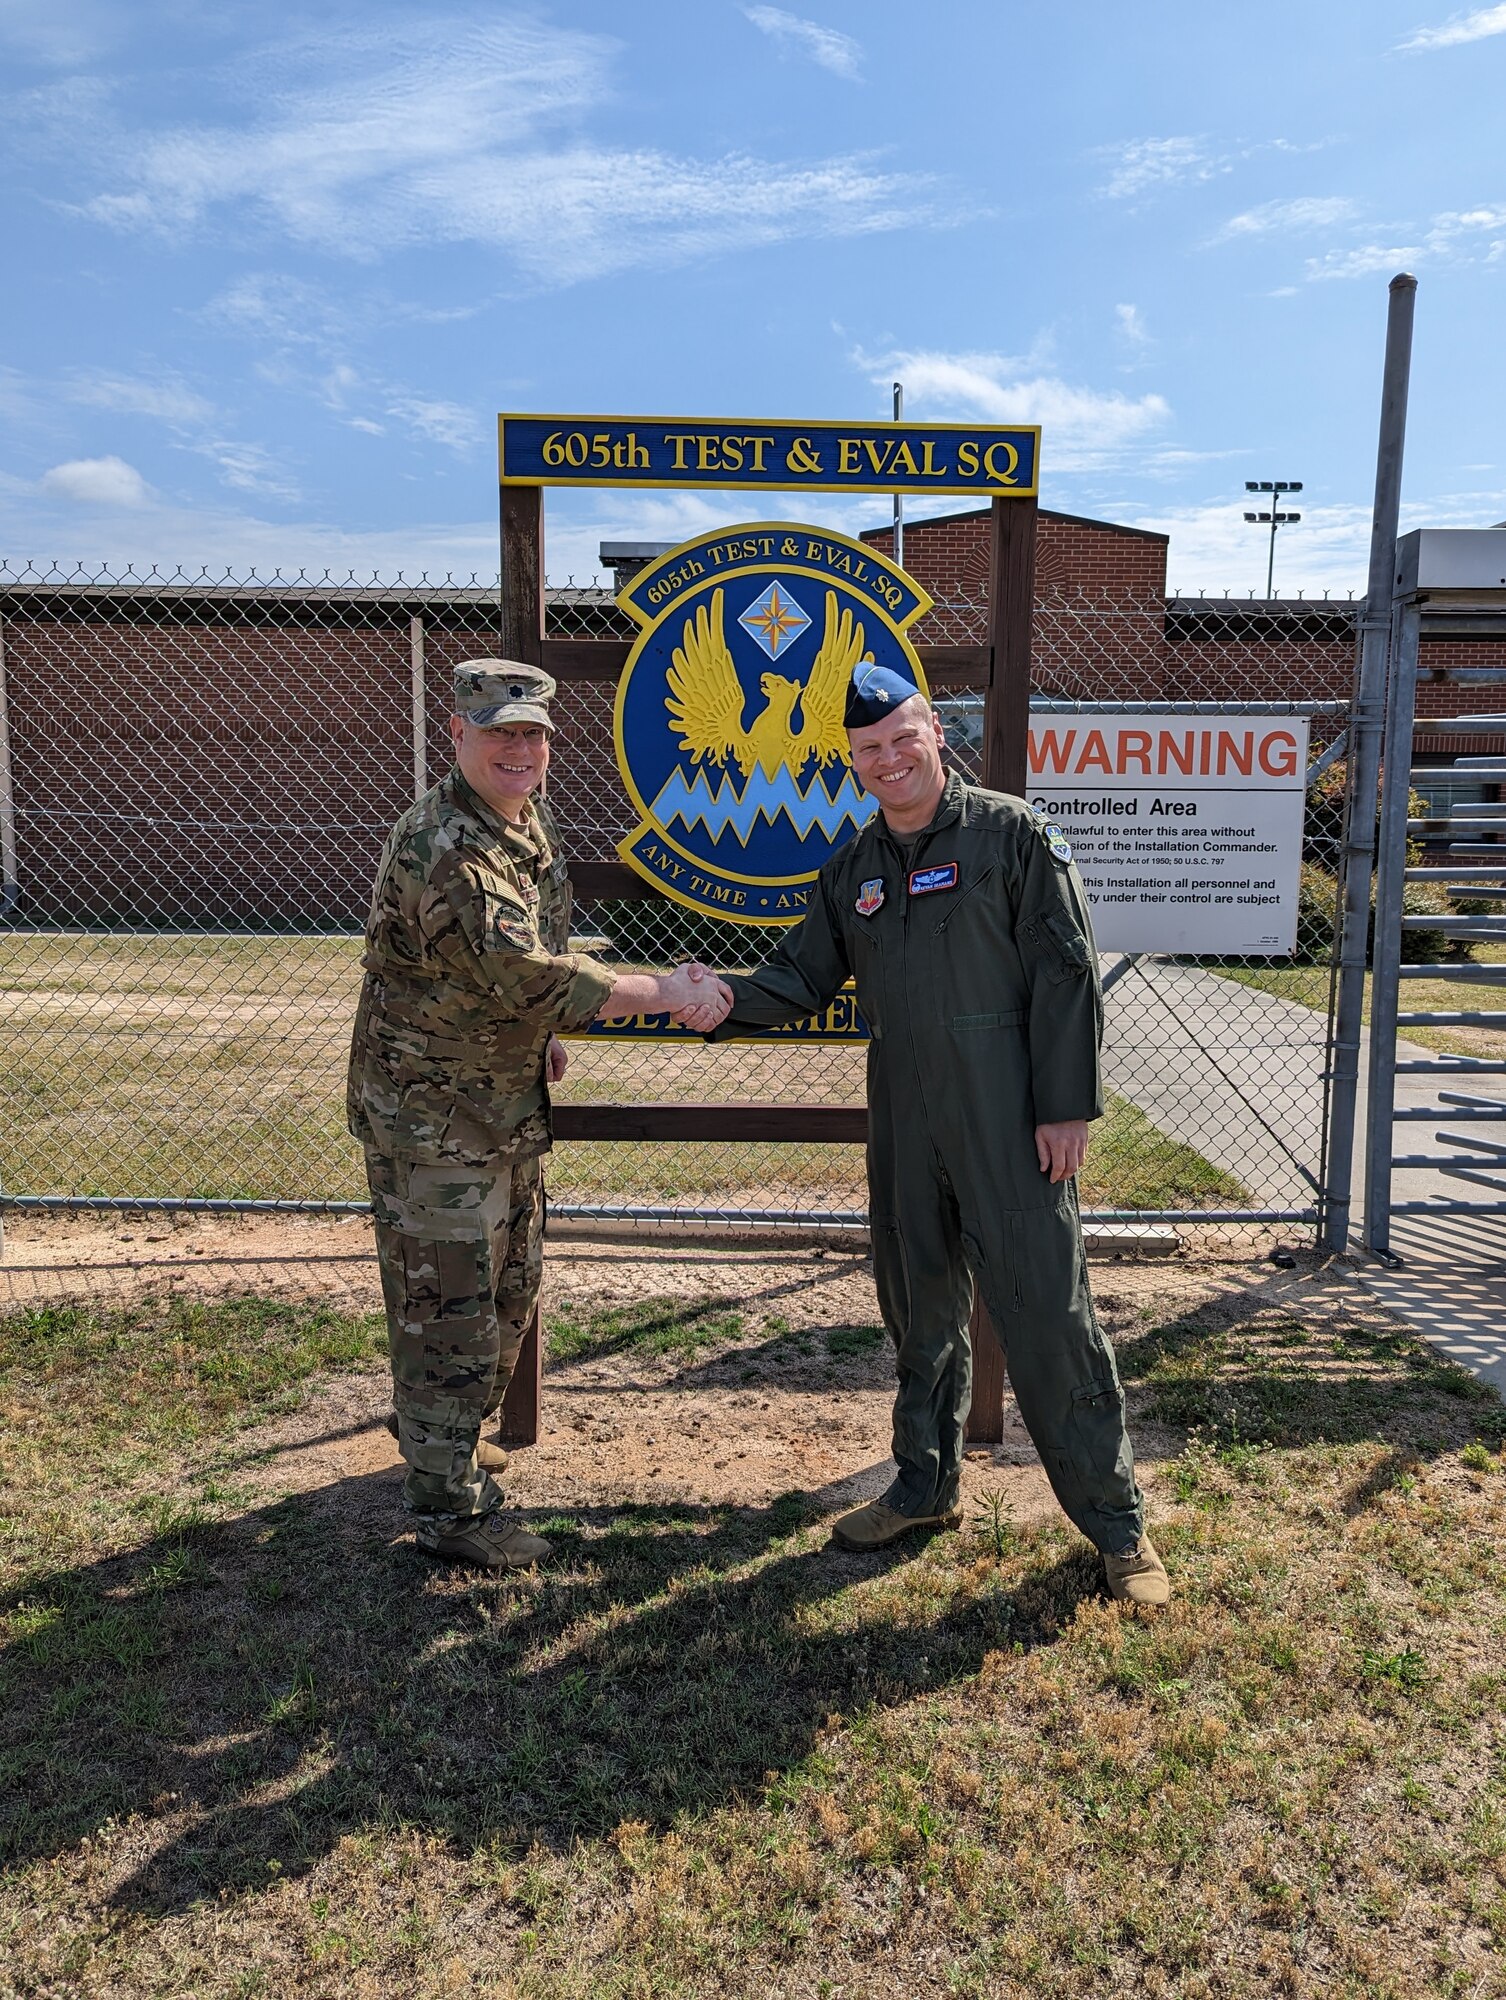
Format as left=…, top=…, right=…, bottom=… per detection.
left=665, top=586, right=873, bottom=782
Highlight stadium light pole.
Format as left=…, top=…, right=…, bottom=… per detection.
left=1244, top=479, right=1303, bottom=596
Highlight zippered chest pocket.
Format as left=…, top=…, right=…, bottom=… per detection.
left=933, top=864, right=997, bottom=936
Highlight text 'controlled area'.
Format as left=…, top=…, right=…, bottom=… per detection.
left=1025, top=714, right=1309, bottom=955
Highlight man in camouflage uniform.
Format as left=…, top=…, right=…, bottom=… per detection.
left=350, top=660, right=724, bottom=1571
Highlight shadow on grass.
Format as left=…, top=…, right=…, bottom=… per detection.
left=1116, top=1290, right=1504, bottom=1452
left=0, top=1479, right=1095, bottom=1916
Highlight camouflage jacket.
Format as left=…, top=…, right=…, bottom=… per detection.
left=347, top=770, right=615, bottom=1164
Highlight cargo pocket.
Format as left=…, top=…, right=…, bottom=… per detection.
left=1020, top=907, right=1090, bottom=982
left=1043, top=909, right=1091, bottom=974
left=1069, top=1374, right=1131, bottom=1495
left=871, top=1216, right=911, bottom=1341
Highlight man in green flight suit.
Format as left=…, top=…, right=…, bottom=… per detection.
left=687, top=663, right=1168, bottom=1606
left=350, top=660, right=721, bottom=1572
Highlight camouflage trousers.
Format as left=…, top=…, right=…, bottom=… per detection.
left=365, top=1147, right=544, bottom=1531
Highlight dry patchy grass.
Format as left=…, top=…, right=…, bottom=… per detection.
left=1220, top=948, right=1506, bottom=1062
left=3, top=1275, right=1506, bottom=1997
left=1, top=934, right=1240, bottom=1212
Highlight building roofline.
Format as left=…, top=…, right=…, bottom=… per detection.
left=859, top=504, right=1169, bottom=546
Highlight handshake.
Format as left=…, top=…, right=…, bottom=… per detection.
left=596, top=961, right=735, bottom=1036
left=656, top=961, right=735, bottom=1033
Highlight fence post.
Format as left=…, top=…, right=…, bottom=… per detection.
left=497, top=484, right=548, bottom=1446
left=966, top=496, right=1038, bottom=1444
left=0, top=610, right=18, bottom=921
left=1363, top=594, right=1424, bottom=1258
left=409, top=615, right=428, bottom=801
left=1322, top=273, right=1416, bottom=1252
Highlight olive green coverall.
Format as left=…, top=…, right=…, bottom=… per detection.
left=718, top=773, right=1144, bottom=1552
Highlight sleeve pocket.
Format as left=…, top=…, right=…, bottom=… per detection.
left=1042, top=909, right=1091, bottom=975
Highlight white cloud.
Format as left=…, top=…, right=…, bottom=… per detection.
left=185, top=440, right=301, bottom=502
left=1305, top=242, right=1423, bottom=281
left=69, top=20, right=943, bottom=282
left=201, top=277, right=481, bottom=453
left=1097, top=136, right=1228, bottom=201
left=200, top=272, right=350, bottom=348
left=64, top=370, right=215, bottom=425
left=1397, top=4, right=1506, bottom=50
left=1142, top=488, right=1506, bottom=595
left=743, top=6, right=862, bottom=78
left=859, top=346, right=1171, bottom=472
left=39, top=455, right=152, bottom=507
left=1297, top=202, right=1506, bottom=280
left=1115, top=303, right=1150, bottom=347
left=1130, top=499, right=1373, bottom=596
left=1212, top=195, right=1359, bottom=241
left=383, top=396, right=479, bottom=453
left=0, top=0, right=118, bottom=67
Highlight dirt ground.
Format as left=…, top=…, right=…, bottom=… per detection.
left=0, top=1210, right=1312, bottom=1536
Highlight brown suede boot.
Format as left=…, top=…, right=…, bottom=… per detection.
left=1104, top=1533, right=1171, bottom=1607
left=416, top=1512, right=550, bottom=1571
left=832, top=1499, right=962, bottom=1551
left=384, top=1410, right=508, bottom=1475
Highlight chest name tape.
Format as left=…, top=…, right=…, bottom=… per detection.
left=908, top=861, right=959, bottom=896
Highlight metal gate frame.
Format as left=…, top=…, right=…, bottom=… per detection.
left=1363, top=527, right=1506, bottom=1257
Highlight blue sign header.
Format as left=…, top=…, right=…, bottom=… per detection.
left=498, top=412, right=1039, bottom=497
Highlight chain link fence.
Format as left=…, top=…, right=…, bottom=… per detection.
left=0, top=560, right=1371, bottom=1242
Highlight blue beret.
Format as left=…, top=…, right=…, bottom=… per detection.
left=843, top=661, right=922, bottom=728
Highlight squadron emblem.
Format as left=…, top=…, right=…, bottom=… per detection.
left=612, top=522, right=933, bottom=925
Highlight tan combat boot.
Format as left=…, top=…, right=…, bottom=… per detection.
left=417, top=1512, right=551, bottom=1571
left=1104, top=1533, right=1171, bottom=1607
left=832, top=1499, right=962, bottom=1551
left=384, top=1410, right=509, bottom=1475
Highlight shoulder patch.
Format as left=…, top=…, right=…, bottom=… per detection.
left=1039, top=820, right=1073, bottom=865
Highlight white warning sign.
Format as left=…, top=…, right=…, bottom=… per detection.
left=1026, top=712, right=1310, bottom=956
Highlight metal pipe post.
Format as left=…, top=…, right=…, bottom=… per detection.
left=1363, top=596, right=1424, bottom=1256
left=409, top=614, right=428, bottom=800
left=1321, top=272, right=1417, bottom=1251
left=0, top=612, right=19, bottom=920
left=892, top=380, right=904, bottom=570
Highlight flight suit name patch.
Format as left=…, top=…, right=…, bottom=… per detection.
left=908, top=862, right=958, bottom=896
left=855, top=878, right=885, bottom=916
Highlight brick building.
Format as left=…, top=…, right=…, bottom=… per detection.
left=1, top=506, right=1500, bottom=928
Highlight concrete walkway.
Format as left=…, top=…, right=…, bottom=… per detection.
left=1102, top=957, right=1506, bottom=1394
left=1102, top=960, right=1324, bottom=1209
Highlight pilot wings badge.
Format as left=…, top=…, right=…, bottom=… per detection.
left=613, top=521, right=933, bottom=925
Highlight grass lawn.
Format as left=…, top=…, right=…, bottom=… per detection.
left=0, top=935, right=1244, bottom=1214
left=3, top=1274, right=1506, bottom=1995
left=1220, top=946, right=1506, bottom=1061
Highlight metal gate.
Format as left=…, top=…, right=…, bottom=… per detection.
left=1363, top=528, right=1506, bottom=1256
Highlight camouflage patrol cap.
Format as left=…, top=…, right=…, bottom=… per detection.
left=453, top=659, right=557, bottom=731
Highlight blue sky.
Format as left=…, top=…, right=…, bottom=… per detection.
left=2, top=0, right=1503, bottom=593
